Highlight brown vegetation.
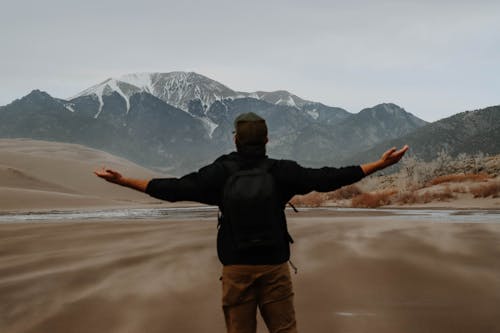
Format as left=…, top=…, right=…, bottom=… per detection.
left=291, top=185, right=362, bottom=207
left=351, top=190, right=396, bottom=208
left=395, top=186, right=456, bottom=205
left=291, top=192, right=325, bottom=207
left=429, top=173, right=491, bottom=185
left=470, top=182, right=500, bottom=198
left=325, top=184, right=362, bottom=201
left=290, top=152, right=499, bottom=208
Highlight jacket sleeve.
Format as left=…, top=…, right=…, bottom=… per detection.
left=275, top=160, right=365, bottom=196
left=145, top=162, right=226, bottom=206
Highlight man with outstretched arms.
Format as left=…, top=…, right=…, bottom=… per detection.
left=95, top=112, right=408, bottom=333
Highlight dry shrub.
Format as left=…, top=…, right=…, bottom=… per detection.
left=451, top=185, right=468, bottom=193
left=351, top=190, right=396, bottom=208
left=290, top=192, right=325, bottom=207
left=419, top=192, right=434, bottom=203
left=325, top=184, right=362, bottom=201
left=395, top=187, right=455, bottom=204
left=395, top=191, right=419, bottom=204
left=470, top=182, right=500, bottom=198
left=430, top=186, right=456, bottom=201
left=429, top=173, right=490, bottom=185
left=289, top=195, right=304, bottom=207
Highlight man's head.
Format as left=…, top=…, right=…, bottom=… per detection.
left=233, top=112, right=268, bottom=153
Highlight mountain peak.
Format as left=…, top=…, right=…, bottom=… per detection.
left=13, top=90, right=57, bottom=106
left=70, top=71, right=237, bottom=115
left=354, top=103, right=427, bottom=130
left=251, top=90, right=309, bottom=108
left=362, top=103, right=405, bottom=114
left=27, top=89, right=53, bottom=99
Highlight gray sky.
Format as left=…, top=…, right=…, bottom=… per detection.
left=1, top=0, right=499, bottom=121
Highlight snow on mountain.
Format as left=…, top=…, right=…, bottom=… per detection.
left=72, top=77, right=143, bottom=117
left=251, top=90, right=309, bottom=108
left=71, top=72, right=324, bottom=117
left=149, top=72, right=236, bottom=111
left=118, top=73, right=155, bottom=93
left=199, top=116, right=219, bottom=138
left=306, top=108, right=319, bottom=120
left=71, top=72, right=236, bottom=117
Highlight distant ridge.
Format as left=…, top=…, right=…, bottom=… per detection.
left=1, top=72, right=431, bottom=174
left=343, top=105, right=500, bottom=165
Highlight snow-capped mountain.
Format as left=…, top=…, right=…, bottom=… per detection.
left=1, top=72, right=431, bottom=174
left=72, top=72, right=237, bottom=115
left=70, top=71, right=348, bottom=121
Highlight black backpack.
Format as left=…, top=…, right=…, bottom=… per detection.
left=219, top=159, right=284, bottom=251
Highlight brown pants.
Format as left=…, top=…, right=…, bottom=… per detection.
left=221, top=263, right=298, bottom=333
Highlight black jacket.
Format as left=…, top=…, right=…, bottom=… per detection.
left=146, top=151, right=365, bottom=265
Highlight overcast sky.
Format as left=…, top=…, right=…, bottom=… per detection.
left=1, top=0, right=499, bottom=121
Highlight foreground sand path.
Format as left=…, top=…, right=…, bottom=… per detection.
left=1, top=212, right=499, bottom=333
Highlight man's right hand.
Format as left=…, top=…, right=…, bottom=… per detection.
left=94, top=167, right=150, bottom=192
left=94, top=167, right=123, bottom=184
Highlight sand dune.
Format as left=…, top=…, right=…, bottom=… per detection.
left=0, top=139, right=174, bottom=211
left=1, top=139, right=499, bottom=332
left=0, top=166, right=74, bottom=192
left=0, top=214, right=499, bottom=333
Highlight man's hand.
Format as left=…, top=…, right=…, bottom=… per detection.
left=94, top=167, right=123, bottom=185
left=379, top=145, right=409, bottom=169
left=361, top=145, right=409, bottom=176
left=94, top=167, right=150, bottom=192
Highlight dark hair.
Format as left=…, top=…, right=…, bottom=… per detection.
left=234, top=112, right=268, bottom=145
left=234, top=112, right=268, bottom=155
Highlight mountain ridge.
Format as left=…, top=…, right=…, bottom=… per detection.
left=68, top=71, right=352, bottom=121
left=342, top=105, right=500, bottom=166
left=0, top=85, right=429, bottom=174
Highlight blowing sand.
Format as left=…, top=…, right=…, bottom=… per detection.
left=1, top=211, right=499, bottom=333
left=1, top=139, right=499, bottom=332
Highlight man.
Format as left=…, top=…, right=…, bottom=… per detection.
left=95, top=112, right=408, bottom=333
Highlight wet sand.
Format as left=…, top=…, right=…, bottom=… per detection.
left=1, top=212, right=499, bottom=333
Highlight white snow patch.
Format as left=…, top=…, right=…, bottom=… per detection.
left=307, top=108, right=319, bottom=120
left=94, top=93, right=104, bottom=119
left=285, top=95, right=297, bottom=107
left=70, top=79, right=108, bottom=118
left=64, top=104, right=76, bottom=112
left=200, top=117, right=218, bottom=138
left=118, top=73, right=154, bottom=93
left=71, top=78, right=109, bottom=100
left=106, top=79, right=131, bottom=113
left=274, top=95, right=298, bottom=108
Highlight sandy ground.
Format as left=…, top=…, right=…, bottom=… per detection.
left=1, top=139, right=500, bottom=332
left=0, top=139, right=188, bottom=212
left=1, top=211, right=499, bottom=333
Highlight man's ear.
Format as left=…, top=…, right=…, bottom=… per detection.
left=265, top=137, right=269, bottom=144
